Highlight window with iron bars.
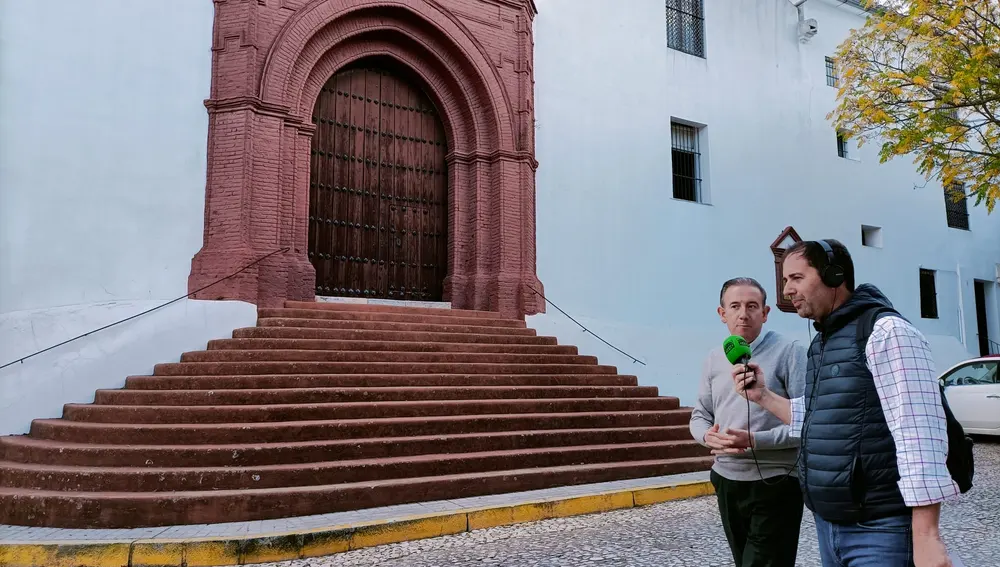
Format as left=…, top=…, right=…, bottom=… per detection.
left=919, top=268, right=938, bottom=319
left=666, top=0, right=705, bottom=58
left=945, top=183, right=970, bottom=230
left=836, top=131, right=849, bottom=158
left=671, top=122, right=702, bottom=202
left=825, top=57, right=839, bottom=87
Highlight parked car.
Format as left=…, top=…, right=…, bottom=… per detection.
left=940, top=354, right=1000, bottom=437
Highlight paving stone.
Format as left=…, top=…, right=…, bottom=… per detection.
left=256, top=440, right=1000, bottom=567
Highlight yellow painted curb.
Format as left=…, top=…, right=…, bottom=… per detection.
left=0, top=480, right=714, bottom=567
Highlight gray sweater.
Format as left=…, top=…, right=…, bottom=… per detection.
left=689, top=329, right=807, bottom=481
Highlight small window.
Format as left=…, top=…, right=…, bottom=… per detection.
left=836, top=131, right=850, bottom=159
left=861, top=225, right=882, bottom=248
left=825, top=57, right=839, bottom=87
left=671, top=121, right=702, bottom=202
left=945, top=183, right=970, bottom=230
left=666, top=0, right=705, bottom=58
left=920, top=268, right=938, bottom=319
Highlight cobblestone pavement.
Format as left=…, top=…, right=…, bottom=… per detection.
left=259, top=440, right=999, bottom=567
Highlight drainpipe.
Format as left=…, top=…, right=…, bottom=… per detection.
left=957, top=263, right=968, bottom=350
left=791, top=0, right=810, bottom=21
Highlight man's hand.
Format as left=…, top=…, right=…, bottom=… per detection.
left=913, top=534, right=951, bottom=567
left=731, top=362, right=767, bottom=402
left=913, top=505, right=952, bottom=567
left=703, top=424, right=753, bottom=455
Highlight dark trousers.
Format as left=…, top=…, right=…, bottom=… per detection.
left=710, top=469, right=804, bottom=567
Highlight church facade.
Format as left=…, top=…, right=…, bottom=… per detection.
left=1, top=0, right=998, bottom=429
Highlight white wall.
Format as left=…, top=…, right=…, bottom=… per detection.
left=0, top=0, right=214, bottom=314
left=0, top=299, right=257, bottom=435
left=0, top=1, right=232, bottom=433
left=529, top=0, right=1000, bottom=405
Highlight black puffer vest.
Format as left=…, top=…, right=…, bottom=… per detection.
left=798, top=283, right=909, bottom=524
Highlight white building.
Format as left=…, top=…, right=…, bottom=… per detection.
left=0, top=0, right=997, bottom=432
left=528, top=0, right=1000, bottom=404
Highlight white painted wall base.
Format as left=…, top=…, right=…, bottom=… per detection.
left=0, top=299, right=257, bottom=435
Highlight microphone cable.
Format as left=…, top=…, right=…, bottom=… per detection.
left=740, top=288, right=835, bottom=486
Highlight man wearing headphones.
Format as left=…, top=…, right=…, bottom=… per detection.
left=730, top=239, right=957, bottom=567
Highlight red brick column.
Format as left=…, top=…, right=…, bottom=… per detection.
left=188, top=0, right=544, bottom=318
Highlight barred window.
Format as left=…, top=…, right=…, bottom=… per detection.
left=836, top=131, right=849, bottom=158
left=671, top=122, right=702, bottom=202
left=945, top=183, right=970, bottom=230
left=920, top=269, right=938, bottom=319
left=825, top=57, right=838, bottom=87
left=666, top=0, right=705, bottom=58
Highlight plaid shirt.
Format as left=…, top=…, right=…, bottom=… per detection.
left=789, top=315, right=960, bottom=507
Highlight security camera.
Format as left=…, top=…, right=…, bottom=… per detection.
left=798, top=19, right=818, bottom=42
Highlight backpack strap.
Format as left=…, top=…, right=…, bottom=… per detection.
left=856, top=305, right=904, bottom=355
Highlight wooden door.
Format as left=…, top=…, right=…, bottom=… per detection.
left=309, top=64, right=448, bottom=300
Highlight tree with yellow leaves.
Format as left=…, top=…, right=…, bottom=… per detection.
left=828, top=0, right=1000, bottom=213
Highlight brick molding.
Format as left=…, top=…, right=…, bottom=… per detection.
left=188, top=0, right=544, bottom=318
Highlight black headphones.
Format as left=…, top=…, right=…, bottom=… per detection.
left=817, top=239, right=846, bottom=288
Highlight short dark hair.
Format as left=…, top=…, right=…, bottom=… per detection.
left=784, top=238, right=855, bottom=292
left=720, top=277, right=768, bottom=306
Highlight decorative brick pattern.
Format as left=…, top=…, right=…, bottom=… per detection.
left=188, top=0, right=544, bottom=318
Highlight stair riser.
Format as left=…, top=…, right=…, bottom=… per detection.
left=1, top=427, right=691, bottom=467
left=232, top=327, right=557, bottom=344
left=0, top=458, right=713, bottom=529
left=179, top=350, right=597, bottom=365
left=258, top=318, right=538, bottom=336
left=283, top=301, right=504, bottom=319
left=31, top=411, right=693, bottom=445
left=1, top=443, right=711, bottom=492
left=64, top=399, right=679, bottom=424
left=124, top=374, right=641, bottom=390
left=95, top=386, right=660, bottom=406
left=259, top=308, right=527, bottom=328
left=152, top=362, right=619, bottom=376
left=209, top=338, right=577, bottom=354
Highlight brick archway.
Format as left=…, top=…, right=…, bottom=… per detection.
left=188, top=0, right=544, bottom=318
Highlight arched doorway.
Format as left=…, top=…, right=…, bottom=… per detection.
left=308, top=62, right=448, bottom=301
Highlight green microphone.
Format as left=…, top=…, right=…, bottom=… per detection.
left=723, top=335, right=751, bottom=365
left=723, top=335, right=755, bottom=386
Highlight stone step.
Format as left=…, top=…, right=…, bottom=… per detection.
left=29, top=410, right=693, bottom=445
left=123, top=373, right=640, bottom=390
left=63, top=398, right=679, bottom=424
left=231, top=326, right=557, bottom=344
left=178, top=349, right=597, bottom=365
left=284, top=300, right=506, bottom=320
left=0, top=441, right=709, bottom=492
left=95, top=385, right=659, bottom=406
left=258, top=308, right=526, bottom=328
left=257, top=317, right=538, bottom=335
left=151, top=361, right=619, bottom=376
left=208, top=337, right=576, bottom=354
left=0, top=426, right=690, bottom=467
left=0, top=457, right=715, bottom=529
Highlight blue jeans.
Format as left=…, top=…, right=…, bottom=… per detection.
left=813, top=513, right=914, bottom=567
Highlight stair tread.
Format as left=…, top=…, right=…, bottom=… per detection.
left=36, top=409, right=692, bottom=430
left=284, top=301, right=507, bottom=319
left=78, top=397, right=668, bottom=410
left=0, top=457, right=714, bottom=498
left=0, top=440, right=701, bottom=475
left=260, top=308, right=526, bottom=328
left=258, top=318, right=538, bottom=335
